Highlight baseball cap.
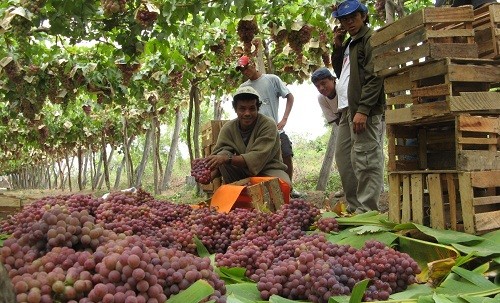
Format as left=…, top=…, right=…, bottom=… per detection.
left=311, top=67, right=335, bottom=83
left=332, top=0, right=368, bottom=19
left=235, top=55, right=251, bottom=71
left=233, top=86, right=260, bottom=101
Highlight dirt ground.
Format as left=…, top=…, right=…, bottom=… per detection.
left=0, top=187, right=390, bottom=215
left=304, top=190, right=389, bottom=213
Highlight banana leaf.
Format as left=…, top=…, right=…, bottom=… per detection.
left=394, top=223, right=483, bottom=244
left=216, top=267, right=249, bottom=284
left=436, top=266, right=500, bottom=296
left=451, top=230, right=500, bottom=258
left=166, top=279, right=215, bottom=303
left=226, top=283, right=262, bottom=302
left=398, top=235, right=460, bottom=283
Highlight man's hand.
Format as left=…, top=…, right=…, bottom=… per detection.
left=333, top=25, right=346, bottom=48
left=205, top=154, right=230, bottom=170
left=352, top=112, right=368, bottom=134
left=277, top=118, right=287, bottom=131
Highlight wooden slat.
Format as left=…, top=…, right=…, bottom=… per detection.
left=411, top=174, right=424, bottom=224
left=446, top=174, right=458, bottom=230
left=388, top=174, right=401, bottom=223
left=387, top=95, right=413, bottom=106
left=458, top=137, right=497, bottom=145
left=448, top=64, right=500, bottom=83
left=458, top=172, right=476, bottom=234
left=373, top=27, right=427, bottom=58
left=386, top=107, right=413, bottom=124
left=428, top=174, right=446, bottom=229
left=458, top=114, right=500, bottom=133
left=457, top=150, right=500, bottom=171
left=371, top=12, right=425, bottom=47
left=426, top=29, right=475, bottom=39
left=473, top=195, right=500, bottom=206
left=402, top=175, right=411, bottom=222
left=409, top=59, right=448, bottom=81
left=384, top=72, right=412, bottom=93
left=474, top=210, right=500, bottom=232
left=470, top=170, right=500, bottom=187
left=411, top=84, right=451, bottom=98
left=422, top=6, right=474, bottom=23
left=450, top=92, right=500, bottom=112
left=411, top=101, right=450, bottom=120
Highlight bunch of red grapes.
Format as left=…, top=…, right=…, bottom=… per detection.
left=191, top=158, right=211, bottom=184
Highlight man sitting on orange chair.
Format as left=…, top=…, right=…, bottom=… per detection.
left=204, top=86, right=291, bottom=188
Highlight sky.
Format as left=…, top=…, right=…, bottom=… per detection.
left=221, top=82, right=329, bottom=140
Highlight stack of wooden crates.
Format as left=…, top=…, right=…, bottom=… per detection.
left=372, top=4, right=500, bottom=234
left=201, top=120, right=229, bottom=196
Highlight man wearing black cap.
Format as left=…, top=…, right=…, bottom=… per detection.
left=330, top=0, right=385, bottom=213
left=311, top=67, right=340, bottom=126
left=204, top=86, right=291, bottom=186
left=236, top=55, right=300, bottom=197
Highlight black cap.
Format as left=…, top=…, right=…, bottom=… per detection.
left=311, top=67, right=334, bottom=84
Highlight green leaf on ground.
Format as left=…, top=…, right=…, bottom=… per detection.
left=166, top=279, right=214, bottom=303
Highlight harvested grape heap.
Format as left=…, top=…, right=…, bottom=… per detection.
left=0, top=190, right=420, bottom=303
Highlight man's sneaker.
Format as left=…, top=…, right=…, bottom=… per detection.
left=334, top=189, right=345, bottom=198
left=290, top=189, right=303, bottom=199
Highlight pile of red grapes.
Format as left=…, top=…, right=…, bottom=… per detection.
left=1, top=190, right=420, bottom=302
left=191, top=158, right=212, bottom=184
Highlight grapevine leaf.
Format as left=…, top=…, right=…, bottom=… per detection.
left=226, top=283, right=262, bottom=301
left=349, top=225, right=392, bottom=234
left=166, top=279, right=214, bottom=303
left=327, top=228, right=397, bottom=249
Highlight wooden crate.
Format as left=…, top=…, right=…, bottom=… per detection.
left=0, top=194, right=22, bottom=220
left=384, top=58, right=500, bottom=125
left=388, top=170, right=500, bottom=234
left=230, top=177, right=285, bottom=212
left=201, top=120, right=229, bottom=148
left=473, top=3, right=500, bottom=59
left=201, top=120, right=229, bottom=194
left=372, top=5, right=478, bottom=77
left=387, top=114, right=500, bottom=172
